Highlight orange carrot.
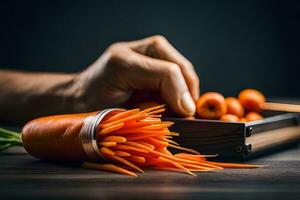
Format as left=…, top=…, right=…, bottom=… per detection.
left=168, top=144, right=200, bottom=155
left=101, top=113, right=146, bottom=129
left=127, top=155, right=146, bottom=164
left=21, top=104, right=265, bottom=177
left=146, top=108, right=166, bottom=115
left=99, top=123, right=124, bottom=135
left=112, top=144, right=149, bottom=154
left=109, top=154, right=144, bottom=173
left=98, top=142, right=116, bottom=147
left=82, top=162, right=137, bottom=177
left=158, top=156, right=196, bottom=176
left=99, top=147, right=115, bottom=156
left=140, top=104, right=165, bottom=114
left=103, top=109, right=140, bottom=124
left=102, top=136, right=126, bottom=143
left=124, top=141, right=154, bottom=152
left=114, top=150, right=131, bottom=157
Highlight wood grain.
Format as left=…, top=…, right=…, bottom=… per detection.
left=1, top=146, right=300, bottom=200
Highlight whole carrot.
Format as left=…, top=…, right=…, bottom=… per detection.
left=4, top=105, right=265, bottom=177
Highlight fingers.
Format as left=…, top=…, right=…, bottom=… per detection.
left=126, top=35, right=200, bottom=101
left=124, top=51, right=196, bottom=116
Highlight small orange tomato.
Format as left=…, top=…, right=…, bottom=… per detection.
left=225, top=97, right=245, bottom=118
left=196, top=92, right=227, bottom=120
left=239, top=118, right=248, bottom=123
left=245, top=112, right=263, bottom=121
left=220, top=114, right=240, bottom=122
left=238, top=89, right=265, bottom=112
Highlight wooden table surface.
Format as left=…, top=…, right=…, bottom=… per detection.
left=1, top=144, right=300, bottom=200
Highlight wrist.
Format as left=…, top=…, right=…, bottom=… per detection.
left=66, top=73, right=88, bottom=113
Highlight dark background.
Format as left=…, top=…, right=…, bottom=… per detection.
left=1, top=0, right=299, bottom=98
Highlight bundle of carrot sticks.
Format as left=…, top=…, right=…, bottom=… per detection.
left=83, top=105, right=264, bottom=177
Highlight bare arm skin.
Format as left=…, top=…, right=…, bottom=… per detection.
left=0, top=71, right=79, bottom=124
left=0, top=35, right=200, bottom=124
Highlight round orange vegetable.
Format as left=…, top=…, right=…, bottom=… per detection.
left=238, top=89, right=265, bottom=112
left=220, top=114, right=240, bottom=122
left=245, top=112, right=263, bottom=121
left=239, top=118, right=248, bottom=123
left=196, top=92, right=227, bottom=120
left=225, top=97, right=245, bottom=118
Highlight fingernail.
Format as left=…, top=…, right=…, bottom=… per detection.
left=180, top=91, right=196, bottom=116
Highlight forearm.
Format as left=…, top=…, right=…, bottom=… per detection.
left=0, top=70, right=80, bottom=124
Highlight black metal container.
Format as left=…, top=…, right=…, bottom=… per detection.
left=168, top=111, right=300, bottom=160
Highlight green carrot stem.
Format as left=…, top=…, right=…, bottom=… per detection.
left=0, top=127, right=22, bottom=151
left=0, top=138, right=22, bottom=143
left=0, top=128, right=21, bottom=138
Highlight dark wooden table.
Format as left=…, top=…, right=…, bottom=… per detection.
left=1, top=144, right=300, bottom=200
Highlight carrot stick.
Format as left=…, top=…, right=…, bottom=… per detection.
left=138, top=141, right=155, bottom=150
left=158, top=156, right=196, bottom=176
left=109, top=155, right=144, bottom=173
left=168, top=144, right=200, bottom=154
left=98, top=142, right=117, bottom=147
left=82, top=162, right=137, bottom=177
left=164, top=138, right=179, bottom=145
left=151, top=150, right=223, bottom=170
left=99, top=147, right=115, bottom=156
left=160, top=148, right=173, bottom=157
left=111, top=128, right=169, bottom=135
left=102, top=136, right=126, bottom=143
left=154, top=166, right=209, bottom=172
left=127, top=155, right=146, bottom=163
left=174, top=153, right=217, bottom=158
left=101, top=113, right=146, bottom=129
left=123, top=121, right=152, bottom=129
left=140, top=118, right=161, bottom=122
left=103, top=109, right=140, bottom=124
left=124, top=141, right=154, bottom=152
left=146, top=108, right=166, bottom=115
left=143, top=137, right=169, bottom=148
left=140, top=122, right=174, bottom=131
left=147, top=115, right=162, bottom=118
left=114, top=150, right=131, bottom=157
left=140, top=104, right=165, bottom=114
left=99, top=123, right=124, bottom=135
left=124, top=134, right=163, bottom=141
left=169, top=132, right=180, bottom=136
left=112, top=144, right=149, bottom=154
left=180, top=162, right=214, bottom=171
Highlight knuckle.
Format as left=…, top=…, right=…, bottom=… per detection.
left=185, top=60, right=194, bottom=69
left=107, top=42, right=125, bottom=52
left=150, top=35, right=167, bottom=44
left=191, top=74, right=200, bottom=85
left=164, top=63, right=181, bottom=78
left=106, top=49, right=125, bottom=67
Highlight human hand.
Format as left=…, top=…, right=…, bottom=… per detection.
left=74, top=35, right=200, bottom=116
